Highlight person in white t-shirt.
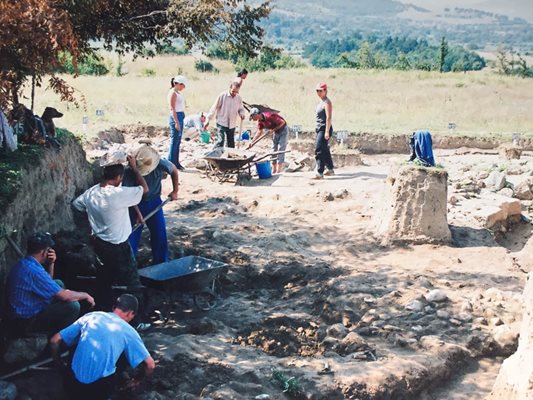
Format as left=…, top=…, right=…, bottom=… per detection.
left=73, top=156, right=148, bottom=309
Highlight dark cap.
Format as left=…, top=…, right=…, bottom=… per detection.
left=27, top=232, right=55, bottom=253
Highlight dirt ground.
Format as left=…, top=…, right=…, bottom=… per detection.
left=10, top=132, right=532, bottom=399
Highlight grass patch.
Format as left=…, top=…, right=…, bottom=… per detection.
left=0, top=145, right=43, bottom=209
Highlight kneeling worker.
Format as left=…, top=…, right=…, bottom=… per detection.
left=50, top=294, right=155, bottom=400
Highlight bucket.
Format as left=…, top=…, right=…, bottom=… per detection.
left=199, top=132, right=210, bottom=144
left=255, top=161, right=272, bottom=179
left=241, top=131, right=250, bottom=141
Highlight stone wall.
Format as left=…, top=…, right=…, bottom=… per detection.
left=489, top=273, right=533, bottom=400
left=0, top=136, right=93, bottom=292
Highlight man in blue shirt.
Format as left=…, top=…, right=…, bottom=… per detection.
left=123, top=145, right=179, bottom=265
left=50, top=294, right=155, bottom=400
left=7, top=232, right=95, bottom=336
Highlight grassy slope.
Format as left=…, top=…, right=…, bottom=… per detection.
left=25, top=54, right=533, bottom=139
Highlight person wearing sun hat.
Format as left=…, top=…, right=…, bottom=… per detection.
left=73, top=153, right=148, bottom=310
left=312, top=81, right=335, bottom=179
left=122, top=145, right=179, bottom=265
left=167, top=75, right=188, bottom=170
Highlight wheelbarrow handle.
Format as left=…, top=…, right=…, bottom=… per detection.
left=132, top=197, right=171, bottom=233
left=254, top=150, right=291, bottom=163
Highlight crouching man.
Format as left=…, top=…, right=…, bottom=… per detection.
left=50, top=294, right=155, bottom=400
left=6, top=232, right=95, bottom=337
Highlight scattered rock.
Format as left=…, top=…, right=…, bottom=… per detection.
left=436, top=310, right=450, bottom=319
left=513, top=180, right=533, bottom=200
left=492, top=324, right=519, bottom=355
left=334, top=189, right=351, bottom=199
left=424, top=289, right=448, bottom=303
left=484, top=171, right=507, bottom=190
left=456, top=313, right=473, bottom=322
left=326, top=323, right=348, bottom=339
left=322, top=192, right=335, bottom=202
left=405, top=299, right=425, bottom=312
left=497, top=188, right=514, bottom=197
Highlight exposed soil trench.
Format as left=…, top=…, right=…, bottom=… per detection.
left=8, top=128, right=531, bottom=399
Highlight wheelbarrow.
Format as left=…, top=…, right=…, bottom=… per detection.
left=203, top=147, right=289, bottom=183
left=138, top=256, right=227, bottom=321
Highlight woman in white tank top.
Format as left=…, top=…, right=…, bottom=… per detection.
left=167, top=75, right=187, bottom=170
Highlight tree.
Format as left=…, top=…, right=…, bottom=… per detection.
left=0, top=0, right=271, bottom=109
left=439, top=36, right=448, bottom=73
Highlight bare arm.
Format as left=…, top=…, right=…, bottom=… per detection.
left=49, top=333, right=66, bottom=368
left=127, top=155, right=149, bottom=194
left=55, top=289, right=95, bottom=308
left=169, top=91, right=180, bottom=131
left=325, top=100, right=333, bottom=140
left=45, top=248, right=56, bottom=278
left=168, top=164, right=179, bottom=200
left=143, top=356, right=156, bottom=376
left=133, top=205, right=145, bottom=225
left=247, top=128, right=267, bottom=149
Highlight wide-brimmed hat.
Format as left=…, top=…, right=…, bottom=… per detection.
left=133, top=145, right=160, bottom=176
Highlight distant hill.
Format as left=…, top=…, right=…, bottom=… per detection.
left=266, top=0, right=533, bottom=53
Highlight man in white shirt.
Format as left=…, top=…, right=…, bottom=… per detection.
left=206, top=80, right=245, bottom=148
left=73, top=156, right=148, bottom=309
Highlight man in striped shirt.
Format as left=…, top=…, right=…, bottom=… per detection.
left=7, top=232, right=95, bottom=336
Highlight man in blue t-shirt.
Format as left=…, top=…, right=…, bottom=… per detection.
left=7, top=232, right=95, bottom=336
left=123, top=145, right=179, bottom=265
left=50, top=294, right=155, bottom=400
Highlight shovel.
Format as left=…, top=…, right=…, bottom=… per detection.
left=132, top=197, right=171, bottom=233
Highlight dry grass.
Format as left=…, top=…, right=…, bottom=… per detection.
left=26, top=54, right=533, bottom=139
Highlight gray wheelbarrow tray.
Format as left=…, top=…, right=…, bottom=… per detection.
left=138, top=256, right=227, bottom=312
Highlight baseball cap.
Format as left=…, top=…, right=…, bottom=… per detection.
left=27, top=232, right=55, bottom=253
left=173, top=75, right=187, bottom=86
left=316, top=82, right=327, bottom=91
left=249, top=107, right=261, bottom=120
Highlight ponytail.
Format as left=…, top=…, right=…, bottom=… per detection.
left=170, top=78, right=175, bottom=88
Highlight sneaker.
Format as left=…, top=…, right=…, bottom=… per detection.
left=311, top=174, right=324, bottom=180
left=324, top=169, right=335, bottom=176
left=135, top=322, right=152, bottom=332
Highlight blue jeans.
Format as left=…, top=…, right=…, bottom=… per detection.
left=168, top=113, right=185, bottom=166
left=315, top=128, right=334, bottom=175
left=129, top=196, right=168, bottom=265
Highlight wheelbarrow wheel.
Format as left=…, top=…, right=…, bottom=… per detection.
left=194, top=288, right=217, bottom=311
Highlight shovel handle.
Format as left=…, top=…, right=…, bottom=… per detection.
left=132, top=197, right=171, bottom=233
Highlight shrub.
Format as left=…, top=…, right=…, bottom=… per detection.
left=195, top=60, right=219, bottom=73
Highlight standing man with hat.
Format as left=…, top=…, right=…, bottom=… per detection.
left=206, top=80, right=246, bottom=148
left=6, top=232, right=95, bottom=336
left=72, top=155, right=148, bottom=309
left=123, top=145, right=179, bottom=265
left=247, top=108, right=289, bottom=174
